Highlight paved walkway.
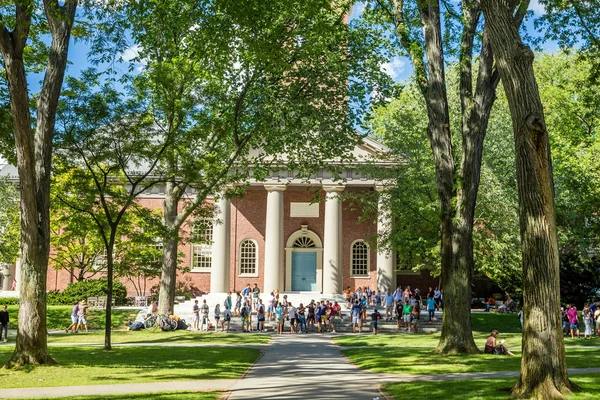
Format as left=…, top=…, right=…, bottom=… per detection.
left=226, top=334, right=382, bottom=400
left=1, top=335, right=600, bottom=399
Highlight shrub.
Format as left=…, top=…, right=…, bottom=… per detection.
left=0, top=297, right=19, bottom=305
left=52, top=279, right=128, bottom=305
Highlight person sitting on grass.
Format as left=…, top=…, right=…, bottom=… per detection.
left=484, top=330, right=515, bottom=356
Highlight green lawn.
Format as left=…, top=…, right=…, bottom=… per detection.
left=6, top=306, right=138, bottom=330
left=23, top=392, right=220, bottom=400
left=47, top=330, right=272, bottom=345
left=383, top=374, right=600, bottom=400
left=342, top=347, right=599, bottom=375
left=0, top=345, right=260, bottom=388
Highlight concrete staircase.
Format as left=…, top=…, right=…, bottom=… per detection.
left=173, top=293, right=443, bottom=334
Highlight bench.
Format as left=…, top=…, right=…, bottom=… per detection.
left=134, top=296, right=148, bottom=307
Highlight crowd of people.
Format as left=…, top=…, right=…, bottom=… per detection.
left=187, top=284, right=444, bottom=335
left=562, top=302, right=600, bottom=339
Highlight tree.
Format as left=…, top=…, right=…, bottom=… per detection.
left=54, top=74, right=174, bottom=350
left=103, top=0, right=378, bottom=314
left=481, top=0, right=576, bottom=398
left=0, top=0, right=78, bottom=367
left=0, top=177, right=19, bottom=265
left=359, top=0, right=528, bottom=353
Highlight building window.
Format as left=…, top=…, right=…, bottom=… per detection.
left=239, top=239, right=258, bottom=276
left=191, top=218, right=213, bottom=270
left=351, top=240, right=369, bottom=277
left=293, top=237, right=316, bottom=248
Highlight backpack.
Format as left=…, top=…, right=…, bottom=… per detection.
left=241, top=307, right=249, bottom=318
left=160, top=317, right=178, bottom=331
left=177, top=319, right=188, bottom=330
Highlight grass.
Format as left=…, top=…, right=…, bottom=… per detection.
left=383, top=373, right=600, bottom=399
left=334, top=313, right=599, bottom=348
left=22, top=392, right=220, bottom=400
left=6, top=306, right=138, bottom=330
left=0, top=345, right=260, bottom=388
left=47, top=330, right=272, bottom=345
left=342, top=347, right=599, bottom=375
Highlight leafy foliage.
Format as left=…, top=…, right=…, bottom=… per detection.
left=0, top=177, right=19, bottom=263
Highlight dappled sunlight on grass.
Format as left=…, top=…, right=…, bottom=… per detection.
left=383, top=374, right=600, bottom=400
left=0, top=346, right=260, bottom=388
left=48, top=330, right=272, bottom=345
left=342, top=347, right=599, bottom=375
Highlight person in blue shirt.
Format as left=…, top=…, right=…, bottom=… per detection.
left=351, top=300, right=363, bottom=333
left=384, top=290, right=395, bottom=321
left=427, top=295, right=436, bottom=324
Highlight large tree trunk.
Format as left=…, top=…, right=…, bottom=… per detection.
left=104, top=240, right=115, bottom=351
left=418, top=0, right=479, bottom=354
left=158, top=181, right=182, bottom=315
left=482, top=1, right=575, bottom=398
left=0, top=0, right=78, bottom=367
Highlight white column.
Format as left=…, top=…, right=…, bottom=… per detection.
left=376, top=187, right=395, bottom=292
left=264, top=185, right=286, bottom=292
left=322, top=185, right=344, bottom=295
left=210, top=196, right=231, bottom=293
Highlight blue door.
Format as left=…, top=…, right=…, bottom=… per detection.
left=292, top=252, right=317, bottom=291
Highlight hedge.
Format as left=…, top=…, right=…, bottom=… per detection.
left=47, top=279, right=127, bottom=305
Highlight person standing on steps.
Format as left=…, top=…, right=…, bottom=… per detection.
left=371, top=307, right=381, bottom=335
left=214, top=304, right=221, bottom=332
left=200, top=299, right=210, bottom=332
left=192, top=300, right=200, bottom=331
left=222, top=304, right=231, bottom=332
left=297, top=303, right=307, bottom=333
left=252, top=283, right=260, bottom=311
left=426, top=295, right=436, bottom=324
left=307, top=300, right=315, bottom=332
left=351, top=300, right=362, bottom=333
left=384, top=290, right=394, bottom=321
left=257, top=299, right=266, bottom=332
left=433, top=287, right=441, bottom=311
left=0, top=305, right=9, bottom=342
left=275, top=302, right=284, bottom=334
left=329, top=301, right=341, bottom=333
left=403, top=302, right=412, bottom=331
left=288, top=302, right=297, bottom=334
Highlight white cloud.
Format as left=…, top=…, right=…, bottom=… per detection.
left=350, top=2, right=365, bottom=20
left=121, top=44, right=143, bottom=63
left=529, top=0, right=545, bottom=15
left=381, top=56, right=406, bottom=81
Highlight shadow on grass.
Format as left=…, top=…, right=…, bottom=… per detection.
left=0, top=346, right=260, bottom=387
left=383, top=373, right=600, bottom=400
left=343, top=347, right=599, bottom=375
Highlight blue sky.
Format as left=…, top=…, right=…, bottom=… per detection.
left=350, top=0, right=556, bottom=83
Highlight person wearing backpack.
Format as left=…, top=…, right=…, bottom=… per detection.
left=222, top=304, right=232, bottom=332
left=241, top=300, right=252, bottom=333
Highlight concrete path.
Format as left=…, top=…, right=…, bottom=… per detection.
left=0, top=380, right=235, bottom=399
left=226, top=334, right=382, bottom=400
left=46, top=342, right=268, bottom=348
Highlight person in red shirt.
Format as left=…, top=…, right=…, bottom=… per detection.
left=329, top=301, right=342, bottom=333
left=485, top=297, right=495, bottom=312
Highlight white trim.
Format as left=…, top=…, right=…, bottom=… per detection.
left=350, top=239, right=370, bottom=278
left=238, top=238, right=259, bottom=277
left=285, top=228, right=323, bottom=292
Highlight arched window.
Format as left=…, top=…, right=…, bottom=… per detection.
left=239, top=239, right=258, bottom=276
left=191, top=218, right=213, bottom=270
left=293, top=236, right=316, bottom=248
left=351, top=240, right=370, bottom=277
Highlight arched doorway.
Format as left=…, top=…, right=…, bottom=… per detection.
left=285, top=226, right=323, bottom=292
